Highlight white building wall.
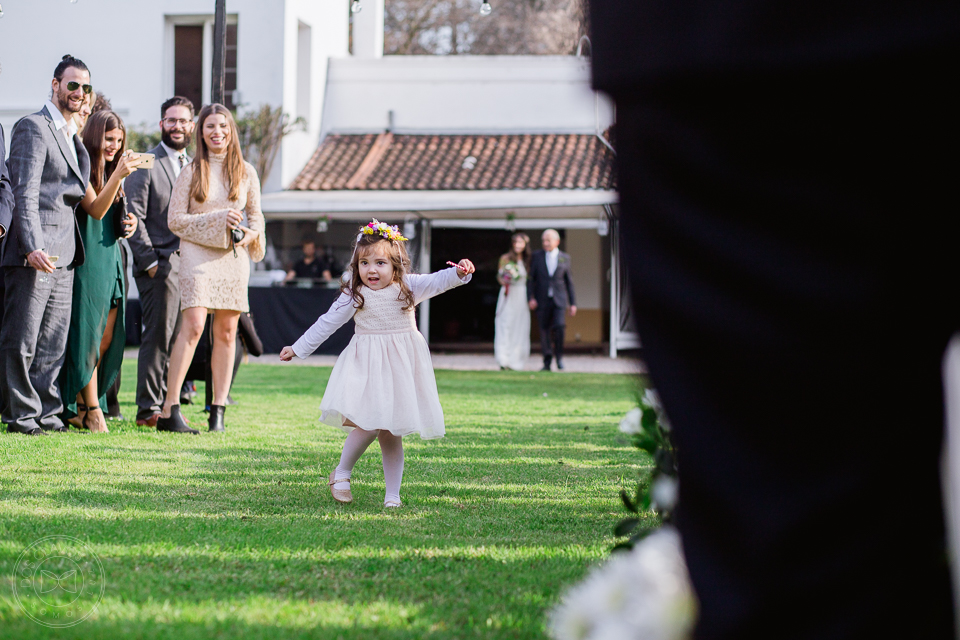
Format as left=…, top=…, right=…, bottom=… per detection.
left=280, top=0, right=348, bottom=191
left=0, top=0, right=347, bottom=192
left=321, top=55, right=614, bottom=135
left=352, top=0, right=385, bottom=58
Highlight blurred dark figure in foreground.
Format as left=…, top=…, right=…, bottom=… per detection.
left=588, top=2, right=959, bottom=638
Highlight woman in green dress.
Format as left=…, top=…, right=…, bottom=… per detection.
left=60, top=110, right=141, bottom=432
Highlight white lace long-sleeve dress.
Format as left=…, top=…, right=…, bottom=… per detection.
left=292, top=268, right=472, bottom=439
left=167, top=151, right=265, bottom=312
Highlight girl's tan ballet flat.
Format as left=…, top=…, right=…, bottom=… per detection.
left=328, top=471, right=353, bottom=503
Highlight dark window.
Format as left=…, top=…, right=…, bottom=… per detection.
left=173, top=21, right=238, bottom=111
left=174, top=25, right=204, bottom=112
left=225, top=23, right=238, bottom=109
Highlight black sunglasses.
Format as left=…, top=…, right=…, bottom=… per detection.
left=65, top=81, right=93, bottom=95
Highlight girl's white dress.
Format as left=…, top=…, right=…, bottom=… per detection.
left=493, top=261, right=530, bottom=370
left=291, top=268, right=471, bottom=439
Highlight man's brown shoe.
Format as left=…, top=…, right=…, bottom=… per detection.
left=136, top=413, right=160, bottom=427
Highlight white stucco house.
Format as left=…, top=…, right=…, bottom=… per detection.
left=0, top=0, right=342, bottom=193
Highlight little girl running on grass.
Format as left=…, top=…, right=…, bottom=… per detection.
left=280, top=220, right=474, bottom=508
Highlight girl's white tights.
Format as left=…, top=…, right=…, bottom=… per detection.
left=333, top=428, right=405, bottom=504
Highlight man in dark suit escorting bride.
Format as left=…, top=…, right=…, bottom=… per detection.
left=527, top=229, right=576, bottom=371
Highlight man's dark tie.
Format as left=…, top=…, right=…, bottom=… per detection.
left=178, top=154, right=187, bottom=169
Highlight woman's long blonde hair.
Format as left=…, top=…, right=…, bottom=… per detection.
left=190, top=103, right=245, bottom=203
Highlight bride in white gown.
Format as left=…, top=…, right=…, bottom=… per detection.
left=494, top=233, right=532, bottom=370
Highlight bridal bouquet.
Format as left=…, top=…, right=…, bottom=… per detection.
left=498, top=261, right=521, bottom=295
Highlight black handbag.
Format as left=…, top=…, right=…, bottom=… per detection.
left=238, top=312, right=264, bottom=357
left=115, top=195, right=130, bottom=239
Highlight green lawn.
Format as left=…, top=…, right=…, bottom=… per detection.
left=0, top=361, right=652, bottom=639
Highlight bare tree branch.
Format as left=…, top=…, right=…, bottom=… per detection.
left=384, top=0, right=582, bottom=55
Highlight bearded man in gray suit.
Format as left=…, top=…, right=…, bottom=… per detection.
left=125, top=96, right=195, bottom=426
left=1, top=55, right=90, bottom=435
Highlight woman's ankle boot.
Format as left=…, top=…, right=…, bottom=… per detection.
left=157, top=405, right=199, bottom=435
left=209, top=405, right=226, bottom=432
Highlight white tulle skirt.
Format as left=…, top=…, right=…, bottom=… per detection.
left=319, top=329, right=445, bottom=439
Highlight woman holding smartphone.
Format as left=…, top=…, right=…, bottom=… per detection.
left=158, top=103, right=264, bottom=434
left=60, top=110, right=140, bottom=432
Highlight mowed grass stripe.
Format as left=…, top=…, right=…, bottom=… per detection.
left=0, top=361, right=653, bottom=639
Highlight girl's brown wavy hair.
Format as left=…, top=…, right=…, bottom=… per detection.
left=341, top=233, right=415, bottom=311
left=190, top=103, right=245, bottom=203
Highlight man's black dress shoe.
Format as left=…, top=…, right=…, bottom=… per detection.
left=540, top=365, right=551, bottom=372
left=208, top=405, right=225, bottom=432
left=157, top=406, right=199, bottom=435
left=556, top=359, right=565, bottom=370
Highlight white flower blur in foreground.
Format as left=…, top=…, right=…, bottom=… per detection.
left=619, top=407, right=643, bottom=434
left=651, top=476, right=679, bottom=513
left=642, top=388, right=672, bottom=432
left=643, top=389, right=662, bottom=412
left=548, top=527, right=697, bottom=640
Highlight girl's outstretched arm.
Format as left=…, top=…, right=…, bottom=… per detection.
left=287, top=290, right=356, bottom=359
left=407, top=262, right=474, bottom=306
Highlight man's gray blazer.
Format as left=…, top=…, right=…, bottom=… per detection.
left=527, top=249, right=576, bottom=310
left=1, top=105, right=88, bottom=268
left=125, top=143, right=183, bottom=274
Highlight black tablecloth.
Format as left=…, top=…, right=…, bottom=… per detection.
left=247, top=286, right=354, bottom=355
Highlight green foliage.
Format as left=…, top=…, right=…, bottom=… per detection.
left=125, top=124, right=163, bottom=153
left=0, top=362, right=645, bottom=639
left=234, top=105, right=305, bottom=186
left=613, top=389, right=677, bottom=552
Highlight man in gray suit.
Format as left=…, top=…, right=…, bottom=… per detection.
left=527, top=229, right=577, bottom=371
left=125, top=96, right=195, bottom=427
left=1, top=55, right=90, bottom=435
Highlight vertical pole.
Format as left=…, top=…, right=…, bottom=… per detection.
left=211, top=0, right=227, bottom=105
left=418, top=220, right=432, bottom=342
left=608, top=211, right=618, bottom=359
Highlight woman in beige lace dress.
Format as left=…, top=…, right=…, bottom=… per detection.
left=157, top=104, right=265, bottom=434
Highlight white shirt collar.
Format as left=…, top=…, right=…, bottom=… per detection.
left=160, top=141, right=186, bottom=161
left=546, top=248, right=560, bottom=258
left=44, top=100, right=71, bottom=131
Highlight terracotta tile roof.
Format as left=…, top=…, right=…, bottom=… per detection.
left=289, top=133, right=616, bottom=191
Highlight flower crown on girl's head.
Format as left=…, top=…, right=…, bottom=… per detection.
left=360, top=219, right=408, bottom=243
